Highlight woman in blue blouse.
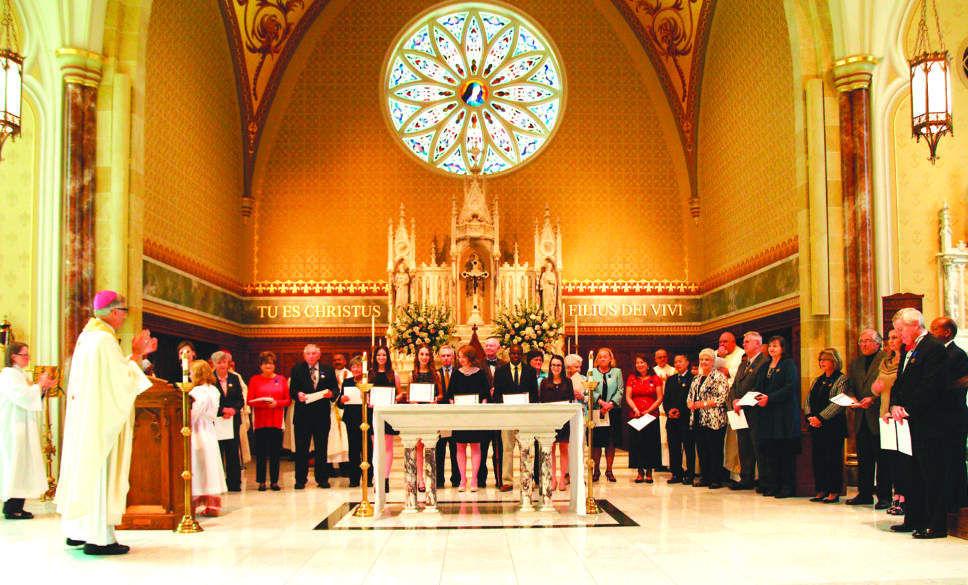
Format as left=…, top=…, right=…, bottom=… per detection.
left=588, top=348, right=624, bottom=482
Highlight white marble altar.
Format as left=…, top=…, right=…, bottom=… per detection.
left=372, top=404, right=584, bottom=516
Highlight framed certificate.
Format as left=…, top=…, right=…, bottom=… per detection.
left=369, top=386, right=396, bottom=406
left=453, top=394, right=479, bottom=405
left=503, top=393, right=529, bottom=405
left=408, top=383, right=436, bottom=403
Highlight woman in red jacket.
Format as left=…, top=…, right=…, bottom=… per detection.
left=248, top=351, right=291, bottom=491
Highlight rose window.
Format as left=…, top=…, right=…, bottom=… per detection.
left=383, top=3, right=566, bottom=177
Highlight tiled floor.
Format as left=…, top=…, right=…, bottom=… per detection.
left=2, top=450, right=966, bottom=585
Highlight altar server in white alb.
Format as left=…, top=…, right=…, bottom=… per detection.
left=188, top=360, right=227, bottom=517
left=0, top=342, right=56, bottom=519
left=56, top=291, right=156, bottom=555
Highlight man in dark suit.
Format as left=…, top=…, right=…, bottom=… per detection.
left=435, top=345, right=461, bottom=488
left=664, top=354, right=695, bottom=484
left=728, top=332, right=769, bottom=490
left=845, top=329, right=890, bottom=507
left=290, top=343, right=339, bottom=489
left=930, top=317, right=968, bottom=511
left=889, top=308, right=952, bottom=538
left=478, top=336, right=507, bottom=488
left=212, top=350, right=245, bottom=492
left=493, top=344, right=539, bottom=491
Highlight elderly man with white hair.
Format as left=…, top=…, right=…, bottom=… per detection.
left=56, top=291, right=156, bottom=555
left=290, top=344, right=339, bottom=489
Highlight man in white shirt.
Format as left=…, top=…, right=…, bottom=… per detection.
left=653, top=349, right=675, bottom=470
left=718, top=332, right=745, bottom=480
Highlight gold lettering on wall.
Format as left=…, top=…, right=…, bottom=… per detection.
left=246, top=298, right=387, bottom=326
left=563, top=296, right=699, bottom=325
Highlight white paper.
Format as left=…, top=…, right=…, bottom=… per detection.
left=214, top=417, right=234, bottom=440
left=369, top=386, right=395, bottom=406
left=409, top=383, right=436, bottom=403
left=592, top=408, right=610, bottom=426
left=342, top=386, right=362, bottom=405
left=249, top=397, right=274, bottom=403
left=453, top=394, right=479, bottom=405
left=628, top=413, right=656, bottom=431
left=879, top=418, right=897, bottom=450
left=895, top=419, right=913, bottom=456
left=726, top=409, right=749, bottom=430
left=503, top=393, right=529, bottom=405
left=830, top=393, right=858, bottom=407
left=305, top=390, right=330, bottom=404
left=737, top=392, right=762, bottom=407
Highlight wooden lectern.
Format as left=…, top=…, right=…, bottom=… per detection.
left=116, top=377, right=185, bottom=530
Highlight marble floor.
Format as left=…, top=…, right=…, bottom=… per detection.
left=2, top=449, right=966, bottom=585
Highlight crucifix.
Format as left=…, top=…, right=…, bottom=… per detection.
left=461, top=253, right=489, bottom=325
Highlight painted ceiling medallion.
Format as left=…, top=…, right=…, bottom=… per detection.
left=383, top=2, right=566, bottom=177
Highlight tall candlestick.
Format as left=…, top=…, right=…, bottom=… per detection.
left=371, top=315, right=375, bottom=348
left=363, top=351, right=368, bottom=378
left=181, top=357, right=190, bottom=384
left=588, top=351, right=594, bottom=376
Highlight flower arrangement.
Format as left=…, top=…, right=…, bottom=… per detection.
left=387, top=302, right=455, bottom=356
left=493, top=301, right=562, bottom=354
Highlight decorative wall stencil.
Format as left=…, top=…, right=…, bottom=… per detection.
left=382, top=2, right=566, bottom=177
left=562, top=279, right=698, bottom=295
left=614, top=0, right=716, bottom=201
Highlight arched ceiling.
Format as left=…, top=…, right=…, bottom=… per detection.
left=217, top=0, right=717, bottom=201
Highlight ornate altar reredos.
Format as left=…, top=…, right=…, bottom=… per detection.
left=387, top=173, right=562, bottom=343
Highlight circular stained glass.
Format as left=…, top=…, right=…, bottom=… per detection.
left=383, top=2, right=566, bottom=177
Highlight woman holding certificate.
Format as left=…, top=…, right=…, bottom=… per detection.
left=338, top=357, right=366, bottom=488
left=369, top=346, right=403, bottom=493
left=754, top=336, right=801, bottom=499
left=588, top=348, right=624, bottom=482
left=804, top=348, right=847, bottom=503
left=687, top=349, right=729, bottom=489
left=539, top=355, right=574, bottom=491
left=409, top=345, right=443, bottom=492
left=873, top=329, right=904, bottom=515
left=626, top=354, right=663, bottom=484
left=445, top=345, right=490, bottom=492
left=247, top=351, right=291, bottom=492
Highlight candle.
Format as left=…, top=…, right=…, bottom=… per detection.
left=363, top=351, right=368, bottom=374
left=181, top=356, right=190, bottom=384
left=588, top=350, right=594, bottom=376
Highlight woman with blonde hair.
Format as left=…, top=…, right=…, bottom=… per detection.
left=588, top=348, right=624, bottom=482
left=804, top=347, right=847, bottom=503
left=687, top=348, right=729, bottom=489
left=188, top=360, right=227, bottom=515
left=873, top=329, right=904, bottom=514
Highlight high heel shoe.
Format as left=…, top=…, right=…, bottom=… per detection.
left=593, top=471, right=601, bottom=482
left=418, top=484, right=426, bottom=493
left=823, top=494, right=840, bottom=504
left=550, top=478, right=558, bottom=490
left=385, top=479, right=390, bottom=492
left=558, top=479, right=567, bottom=492
left=470, top=483, right=478, bottom=492
left=605, top=471, right=617, bottom=482
left=458, top=482, right=466, bottom=492
left=809, top=492, right=827, bottom=502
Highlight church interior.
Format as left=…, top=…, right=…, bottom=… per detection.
left=2, top=0, right=968, bottom=580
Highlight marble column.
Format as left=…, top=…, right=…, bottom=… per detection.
left=423, top=434, right=439, bottom=513
left=56, top=49, right=104, bottom=357
left=536, top=433, right=557, bottom=512
left=400, top=434, right=419, bottom=513
left=833, top=56, right=878, bottom=363
left=517, top=432, right=536, bottom=512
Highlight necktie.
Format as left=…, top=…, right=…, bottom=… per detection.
left=513, top=364, right=519, bottom=386
left=311, top=366, right=318, bottom=387
left=445, top=367, right=451, bottom=389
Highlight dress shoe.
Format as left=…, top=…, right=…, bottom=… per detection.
left=645, top=476, right=654, bottom=484
left=227, top=487, right=242, bottom=493
left=729, top=481, right=754, bottom=491
left=668, top=476, right=683, bottom=484
left=499, top=483, right=513, bottom=492
left=318, top=482, right=331, bottom=489
left=3, top=511, right=33, bottom=519
left=773, top=487, right=793, bottom=499
left=682, top=477, right=694, bottom=486
left=258, top=484, right=267, bottom=492
left=845, top=495, right=873, bottom=506
left=83, top=543, right=130, bottom=556
left=693, top=482, right=709, bottom=488
left=349, top=481, right=360, bottom=488
left=294, top=483, right=306, bottom=490
left=708, top=483, right=723, bottom=490
left=66, top=538, right=85, bottom=547
left=634, top=476, right=645, bottom=484
left=809, top=492, right=827, bottom=502
left=756, top=484, right=774, bottom=494
left=874, top=499, right=891, bottom=510
left=823, top=494, right=840, bottom=504
left=890, top=523, right=914, bottom=532
left=912, top=528, right=946, bottom=539
left=270, top=484, right=281, bottom=491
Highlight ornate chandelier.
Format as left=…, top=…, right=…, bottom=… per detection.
left=0, top=0, right=23, bottom=161
left=908, top=0, right=952, bottom=164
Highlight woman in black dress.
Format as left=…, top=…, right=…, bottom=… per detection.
left=409, top=344, right=443, bottom=492
left=804, top=347, right=847, bottom=503
left=369, top=346, right=404, bottom=492
left=445, top=345, right=490, bottom=492
left=539, top=355, right=573, bottom=491
left=338, top=356, right=366, bottom=488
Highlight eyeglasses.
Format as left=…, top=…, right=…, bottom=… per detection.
left=15, top=352, right=29, bottom=358
left=115, top=308, right=129, bottom=313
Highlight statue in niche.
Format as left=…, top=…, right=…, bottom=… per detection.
left=462, top=253, right=489, bottom=314
left=393, top=264, right=411, bottom=308
left=539, top=260, right=559, bottom=319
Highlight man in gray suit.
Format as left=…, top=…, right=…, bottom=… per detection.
left=728, top=331, right=769, bottom=490
left=845, top=328, right=890, bottom=507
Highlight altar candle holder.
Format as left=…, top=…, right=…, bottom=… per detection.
left=582, top=378, right=601, bottom=515
left=354, top=379, right=375, bottom=517
left=174, top=363, right=202, bottom=533
left=34, top=366, right=60, bottom=501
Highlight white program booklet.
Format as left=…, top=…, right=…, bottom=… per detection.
left=342, top=386, right=362, bottom=405
left=369, top=386, right=396, bottom=407
left=830, top=393, right=858, bottom=407
left=214, top=417, right=234, bottom=440
left=408, top=383, right=436, bottom=403
left=503, top=393, right=530, bottom=405
left=879, top=418, right=898, bottom=450
left=726, top=409, right=749, bottom=430
left=453, top=394, right=479, bottom=405
left=628, top=413, right=657, bottom=431
left=737, top=392, right=762, bottom=407
left=895, top=419, right=913, bottom=456
left=305, top=390, right=330, bottom=404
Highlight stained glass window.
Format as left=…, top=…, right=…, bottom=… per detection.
left=384, top=3, right=566, bottom=177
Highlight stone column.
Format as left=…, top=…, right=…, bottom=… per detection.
left=517, top=432, right=536, bottom=512
left=400, top=434, right=420, bottom=513
left=56, top=49, right=104, bottom=357
left=423, top=433, right=439, bottom=513
left=832, top=56, right=879, bottom=363
left=536, top=433, right=557, bottom=512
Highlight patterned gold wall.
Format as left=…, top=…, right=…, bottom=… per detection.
left=0, top=100, right=35, bottom=344
left=253, top=0, right=689, bottom=284
left=695, top=0, right=798, bottom=279
left=143, top=0, right=245, bottom=284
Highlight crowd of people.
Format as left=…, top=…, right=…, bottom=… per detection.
left=1, top=290, right=967, bottom=556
